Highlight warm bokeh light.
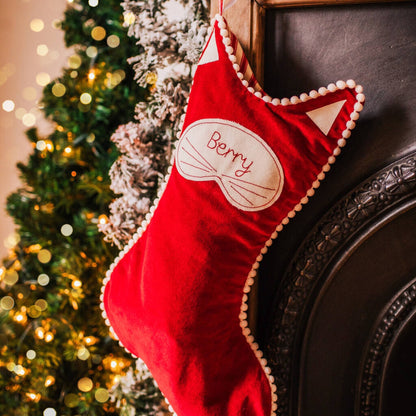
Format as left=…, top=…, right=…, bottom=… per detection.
left=86, top=46, right=98, bottom=58
left=35, top=327, right=45, bottom=339
left=107, top=35, right=120, bottom=48
left=52, top=83, right=66, bottom=97
left=37, top=249, right=52, bottom=264
left=44, top=332, right=54, bottom=342
left=89, top=0, right=99, bottom=6
left=37, top=273, right=50, bottom=286
left=61, top=224, right=73, bottom=236
left=4, top=270, right=18, bottom=285
left=22, top=113, right=37, bottom=127
left=2, top=99, right=15, bottom=112
left=30, top=18, right=44, bottom=32
left=36, top=72, right=51, bottom=86
left=91, top=26, right=106, bottom=41
left=68, top=54, right=81, bottom=69
left=77, top=347, right=90, bottom=361
left=72, top=279, right=82, bottom=289
left=26, top=350, right=36, bottom=360
left=35, top=299, right=48, bottom=311
left=0, top=296, right=15, bottom=310
left=124, top=12, right=135, bottom=25
left=45, top=375, right=55, bottom=387
left=77, top=377, right=93, bottom=392
left=98, top=214, right=108, bottom=225
left=64, top=393, right=80, bottom=407
left=80, top=92, right=92, bottom=104
left=22, top=86, right=37, bottom=101
left=95, top=388, right=109, bottom=403
left=37, top=44, right=49, bottom=56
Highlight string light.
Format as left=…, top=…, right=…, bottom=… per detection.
left=88, top=70, right=96, bottom=81
left=44, top=332, right=54, bottom=342
left=64, top=146, right=72, bottom=154
left=35, top=327, right=45, bottom=339
left=14, top=312, right=27, bottom=324
left=88, top=0, right=99, bottom=6
left=14, top=365, right=26, bottom=376
left=84, top=336, right=97, bottom=346
left=36, top=140, right=46, bottom=151
left=98, top=214, right=108, bottom=225
left=44, top=375, right=55, bottom=387
left=26, top=392, right=41, bottom=402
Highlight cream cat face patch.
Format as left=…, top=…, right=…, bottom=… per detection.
left=176, top=119, right=284, bottom=211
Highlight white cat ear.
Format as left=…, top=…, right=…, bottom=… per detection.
left=306, top=100, right=347, bottom=135
left=198, top=31, right=219, bottom=66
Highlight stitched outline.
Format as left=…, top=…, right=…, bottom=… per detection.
left=176, top=118, right=284, bottom=211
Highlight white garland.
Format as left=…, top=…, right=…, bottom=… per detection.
left=99, top=0, right=209, bottom=248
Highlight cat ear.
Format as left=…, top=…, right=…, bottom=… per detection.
left=306, top=99, right=347, bottom=135
left=198, top=31, right=219, bottom=66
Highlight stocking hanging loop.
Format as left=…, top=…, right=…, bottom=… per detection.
left=219, top=0, right=238, bottom=15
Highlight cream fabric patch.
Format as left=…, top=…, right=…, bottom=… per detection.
left=176, top=119, right=284, bottom=211
left=198, top=31, right=219, bottom=66
left=306, top=100, right=347, bottom=135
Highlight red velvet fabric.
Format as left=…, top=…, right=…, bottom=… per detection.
left=104, top=20, right=361, bottom=416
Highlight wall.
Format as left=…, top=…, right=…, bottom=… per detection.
left=0, top=0, right=70, bottom=258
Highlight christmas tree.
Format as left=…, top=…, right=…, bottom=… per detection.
left=0, top=0, right=209, bottom=414
left=0, top=0, right=166, bottom=414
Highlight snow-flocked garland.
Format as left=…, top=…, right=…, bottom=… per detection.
left=100, top=13, right=365, bottom=416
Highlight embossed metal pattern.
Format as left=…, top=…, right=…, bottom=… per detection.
left=358, top=278, right=416, bottom=416
left=265, top=152, right=416, bottom=415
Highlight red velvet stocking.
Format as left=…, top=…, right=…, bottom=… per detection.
left=101, top=12, right=364, bottom=416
